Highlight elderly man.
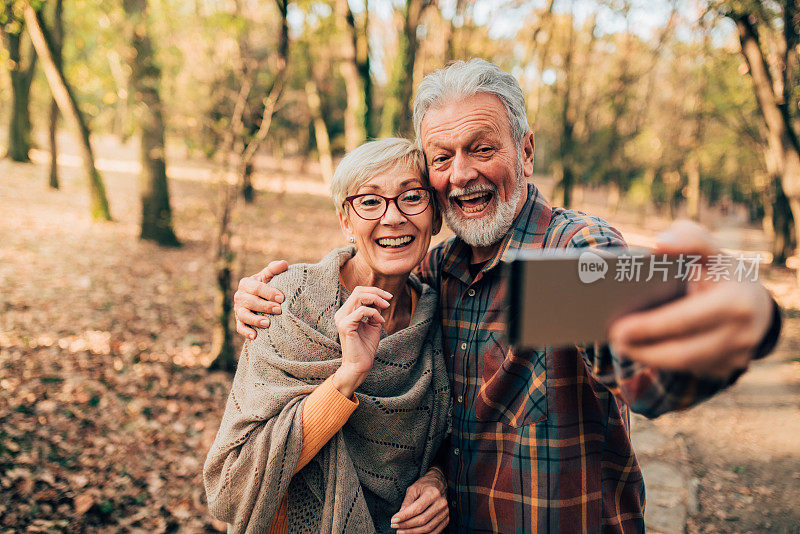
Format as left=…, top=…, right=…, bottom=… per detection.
left=233, top=59, right=780, bottom=533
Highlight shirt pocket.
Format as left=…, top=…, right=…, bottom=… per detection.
left=474, top=332, right=547, bottom=427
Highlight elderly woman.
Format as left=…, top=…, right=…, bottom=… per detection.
left=203, top=138, right=451, bottom=534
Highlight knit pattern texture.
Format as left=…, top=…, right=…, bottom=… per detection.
left=204, top=247, right=451, bottom=533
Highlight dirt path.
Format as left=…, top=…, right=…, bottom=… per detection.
left=652, top=288, right=800, bottom=533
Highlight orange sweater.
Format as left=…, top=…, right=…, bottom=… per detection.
left=267, top=376, right=359, bottom=534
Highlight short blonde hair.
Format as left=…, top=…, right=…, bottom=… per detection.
left=330, top=138, right=428, bottom=215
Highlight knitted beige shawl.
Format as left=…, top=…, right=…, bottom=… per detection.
left=204, top=247, right=451, bottom=533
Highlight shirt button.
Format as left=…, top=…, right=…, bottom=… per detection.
left=460, top=342, right=467, bottom=350
left=467, top=288, right=476, bottom=297
left=451, top=500, right=457, bottom=508
left=457, top=395, right=463, bottom=403
left=454, top=448, right=460, bottom=456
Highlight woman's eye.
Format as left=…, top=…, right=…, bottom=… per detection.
left=359, top=197, right=382, bottom=207
left=401, top=193, right=422, bottom=203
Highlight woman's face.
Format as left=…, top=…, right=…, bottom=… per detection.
left=339, top=169, right=436, bottom=278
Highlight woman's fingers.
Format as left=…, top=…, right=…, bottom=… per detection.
left=345, top=306, right=385, bottom=329
left=336, top=287, right=392, bottom=321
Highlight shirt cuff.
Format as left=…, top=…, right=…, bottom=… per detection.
left=753, top=298, right=782, bottom=361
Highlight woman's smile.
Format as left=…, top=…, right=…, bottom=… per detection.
left=375, top=235, right=415, bottom=249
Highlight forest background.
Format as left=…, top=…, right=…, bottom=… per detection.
left=1, top=0, right=799, bottom=532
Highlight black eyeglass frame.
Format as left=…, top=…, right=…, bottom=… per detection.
left=344, top=186, right=436, bottom=221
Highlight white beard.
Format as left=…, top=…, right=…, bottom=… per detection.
left=443, top=167, right=525, bottom=248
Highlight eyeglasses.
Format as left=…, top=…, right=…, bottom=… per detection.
left=344, top=187, right=434, bottom=220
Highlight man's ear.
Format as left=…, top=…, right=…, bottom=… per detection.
left=521, top=131, right=535, bottom=178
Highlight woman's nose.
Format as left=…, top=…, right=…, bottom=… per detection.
left=381, top=199, right=407, bottom=225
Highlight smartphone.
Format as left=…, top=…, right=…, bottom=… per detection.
left=506, top=247, right=687, bottom=347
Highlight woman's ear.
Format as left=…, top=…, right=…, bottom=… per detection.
left=338, top=209, right=355, bottom=243
left=432, top=199, right=443, bottom=236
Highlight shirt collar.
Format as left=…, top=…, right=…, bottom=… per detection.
left=442, top=183, right=553, bottom=284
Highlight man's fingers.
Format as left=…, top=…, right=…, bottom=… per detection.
left=395, top=501, right=448, bottom=533
left=238, top=275, right=285, bottom=304
left=259, top=260, right=289, bottom=284
left=615, top=325, right=752, bottom=377
left=399, top=486, right=419, bottom=510
left=653, top=220, right=716, bottom=257
left=235, top=308, right=272, bottom=331
left=235, top=292, right=281, bottom=315
left=609, top=287, right=734, bottom=347
left=236, top=320, right=258, bottom=340
left=429, top=511, right=449, bottom=534
left=391, top=490, right=443, bottom=528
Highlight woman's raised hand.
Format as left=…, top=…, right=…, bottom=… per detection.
left=332, top=286, right=393, bottom=398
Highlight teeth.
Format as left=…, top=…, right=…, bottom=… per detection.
left=457, top=191, right=490, bottom=201
left=377, top=236, right=413, bottom=247
left=463, top=203, right=488, bottom=213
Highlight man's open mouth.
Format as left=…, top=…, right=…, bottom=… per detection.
left=376, top=235, right=414, bottom=248
left=453, top=190, right=493, bottom=213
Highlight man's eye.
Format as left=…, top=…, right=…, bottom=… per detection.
left=476, top=146, right=493, bottom=153
left=432, top=155, right=449, bottom=164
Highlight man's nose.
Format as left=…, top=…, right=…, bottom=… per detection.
left=451, top=152, right=477, bottom=188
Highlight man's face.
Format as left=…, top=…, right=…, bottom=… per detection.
left=420, top=93, right=533, bottom=250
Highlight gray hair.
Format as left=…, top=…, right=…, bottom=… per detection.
left=330, top=138, right=428, bottom=215
left=413, top=58, right=530, bottom=151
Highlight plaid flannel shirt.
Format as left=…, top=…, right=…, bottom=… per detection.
left=419, top=184, right=734, bottom=533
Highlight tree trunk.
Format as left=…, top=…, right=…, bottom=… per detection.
left=770, top=178, right=795, bottom=265
left=735, top=14, right=800, bottom=256
left=358, top=1, right=375, bottom=139
left=209, top=185, right=237, bottom=373
left=554, top=6, right=576, bottom=208
left=305, top=79, right=334, bottom=184
left=380, top=0, right=431, bottom=138
left=48, top=0, right=64, bottom=189
left=338, top=0, right=367, bottom=151
left=3, top=24, right=38, bottom=162
left=122, top=0, right=180, bottom=246
left=685, top=156, right=701, bottom=221
left=209, top=0, right=290, bottom=372
left=23, top=3, right=112, bottom=221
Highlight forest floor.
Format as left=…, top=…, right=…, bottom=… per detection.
left=1, top=135, right=798, bottom=532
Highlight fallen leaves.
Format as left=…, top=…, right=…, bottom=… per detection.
left=73, top=492, right=95, bottom=515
